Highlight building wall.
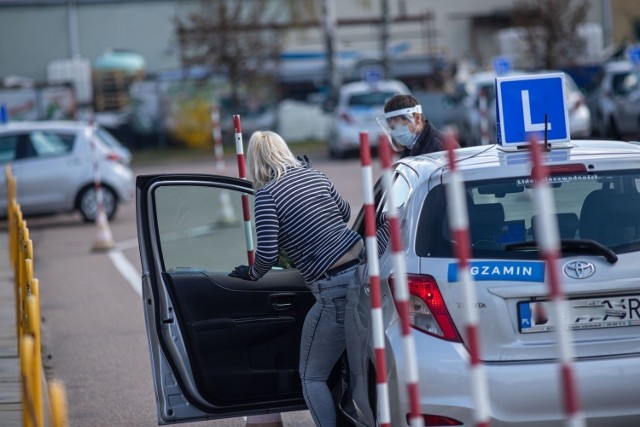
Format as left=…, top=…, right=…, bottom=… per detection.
left=0, top=0, right=609, bottom=82
left=611, top=0, right=640, bottom=45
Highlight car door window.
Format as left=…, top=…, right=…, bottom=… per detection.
left=0, top=135, right=18, bottom=162
left=28, top=131, right=74, bottom=158
left=154, top=185, right=258, bottom=272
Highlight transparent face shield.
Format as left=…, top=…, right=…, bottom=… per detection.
left=376, top=105, right=422, bottom=151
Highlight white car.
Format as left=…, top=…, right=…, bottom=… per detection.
left=0, top=120, right=134, bottom=221
left=136, top=139, right=640, bottom=426
left=328, top=79, right=411, bottom=158
left=586, top=60, right=634, bottom=138
left=445, top=70, right=525, bottom=146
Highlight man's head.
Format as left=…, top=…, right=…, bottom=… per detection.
left=381, top=95, right=424, bottom=151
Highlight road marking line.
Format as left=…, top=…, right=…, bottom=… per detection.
left=108, top=249, right=142, bottom=297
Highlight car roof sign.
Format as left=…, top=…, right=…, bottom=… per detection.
left=495, top=72, right=570, bottom=149
left=627, top=44, right=640, bottom=67
left=492, top=56, right=512, bottom=76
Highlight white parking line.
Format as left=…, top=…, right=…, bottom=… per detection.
left=108, top=249, right=142, bottom=297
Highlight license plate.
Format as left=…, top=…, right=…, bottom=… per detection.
left=518, top=295, right=640, bottom=334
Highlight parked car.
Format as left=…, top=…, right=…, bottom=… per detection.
left=0, top=120, right=134, bottom=221
left=444, top=70, right=524, bottom=147
left=608, top=69, right=640, bottom=138
left=327, top=79, right=411, bottom=158
left=586, top=60, right=634, bottom=138
left=136, top=139, right=640, bottom=426
left=488, top=71, right=591, bottom=142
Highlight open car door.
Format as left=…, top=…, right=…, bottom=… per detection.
left=136, top=174, right=314, bottom=424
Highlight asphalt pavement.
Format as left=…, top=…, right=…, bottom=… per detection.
left=0, top=232, right=21, bottom=426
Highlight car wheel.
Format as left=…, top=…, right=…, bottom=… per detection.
left=329, top=147, right=345, bottom=160
left=77, top=185, right=118, bottom=223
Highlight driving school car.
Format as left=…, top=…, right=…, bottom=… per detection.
left=345, top=140, right=640, bottom=426
left=135, top=138, right=640, bottom=426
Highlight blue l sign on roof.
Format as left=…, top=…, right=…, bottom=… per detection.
left=496, top=73, right=570, bottom=147
left=627, top=44, right=640, bottom=66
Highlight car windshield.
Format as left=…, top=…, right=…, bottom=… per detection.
left=416, top=169, right=640, bottom=259
left=348, top=91, right=397, bottom=107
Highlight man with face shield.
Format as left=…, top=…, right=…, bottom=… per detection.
left=377, top=94, right=457, bottom=157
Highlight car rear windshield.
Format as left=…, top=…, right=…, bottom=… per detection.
left=416, top=169, right=640, bottom=259
left=348, top=91, right=397, bottom=107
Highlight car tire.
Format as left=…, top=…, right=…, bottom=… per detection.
left=609, top=117, right=621, bottom=140
left=76, top=184, right=118, bottom=223
left=329, top=147, right=345, bottom=160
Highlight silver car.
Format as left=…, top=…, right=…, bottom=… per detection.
left=586, top=60, right=634, bottom=138
left=136, top=140, right=640, bottom=426
left=0, top=120, right=134, bottom=221
left=327, top=80, right=411, bottom=158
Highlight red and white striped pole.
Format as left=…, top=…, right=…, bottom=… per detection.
left=444, top=133, right=491, bottom=427
left=211, top=106, right=225, bottom=174
left=233, top=115, right=255, bottom=266
left=378, top=139, right=424, bottom=427
left=87, top=120, right=114, bottom=251
left=528, top=136, right=585, bottom=427
left=479, top=89, right=489, bottom=145
left=359, top=131, right=391, bottom=427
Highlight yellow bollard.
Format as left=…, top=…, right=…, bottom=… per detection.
left=48, top=379, right=69, bottom=427
left=21, top=335, right=35, bottom=427
left=27, top=292, right=43, bottom=427
left=9, top=200, right=17, bottom=265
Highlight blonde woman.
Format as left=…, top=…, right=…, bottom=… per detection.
left=230, top=130, right=363, bottom=426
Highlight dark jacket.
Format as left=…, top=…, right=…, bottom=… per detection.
left=400, top=120, right=456, bottom=158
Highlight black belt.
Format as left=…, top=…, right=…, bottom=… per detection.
left=324, top=258, right=360, bottom=277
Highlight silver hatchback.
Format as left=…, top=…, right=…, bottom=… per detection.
left=0, top=120, right=133, bottom=221
left=347, top=140, right=640, bottom=426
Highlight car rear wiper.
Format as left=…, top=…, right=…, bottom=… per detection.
left=505, top=239, right=618, bottom=264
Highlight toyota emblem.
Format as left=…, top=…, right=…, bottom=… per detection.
left=563, top=260, right=595, bottom=279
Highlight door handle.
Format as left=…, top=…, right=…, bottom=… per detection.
left=271, top=293, right=296, bottom=311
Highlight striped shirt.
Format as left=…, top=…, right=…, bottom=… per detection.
left=249, top=166, right=362, bottom=284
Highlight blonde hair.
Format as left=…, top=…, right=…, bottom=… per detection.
left=247, top=130, right=301, bottom=188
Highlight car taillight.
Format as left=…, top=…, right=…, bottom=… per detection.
left=106, top=152, right=122, bottom=163
left=572, top=97, right=584, bottom=111
left=532, top=163, right=587, bottom=177
left=407, top=413, right=463, bottom=426
left=389, top=274, right=461, bottom=342
left=339, top=112, right=354, bottom=124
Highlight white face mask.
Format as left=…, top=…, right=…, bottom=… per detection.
left=390, top=124, right=415, bottom=148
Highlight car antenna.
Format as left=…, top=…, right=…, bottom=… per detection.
left=544, top=113, right=550, bottom=151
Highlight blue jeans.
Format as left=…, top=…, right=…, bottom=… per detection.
left=299, top=264, right=358, bottom=427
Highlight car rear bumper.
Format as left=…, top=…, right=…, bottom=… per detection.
left=385, top=325, right=640, bottom=426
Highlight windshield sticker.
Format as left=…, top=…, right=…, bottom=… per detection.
left=516, top=174, right=598, bottom=186
left=448, top=261, right=545, bottom=283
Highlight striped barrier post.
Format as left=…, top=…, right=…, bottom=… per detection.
left=233, top=115, right=255, bottom=266
left=87, top=121, right=114, bottom=251
left=359, top=131, right=391, bottom=427
left=528, top=136, right=585, bottom=427
left=212, top=107, right=236, bottom=225
left=479, top=89, right=489, bottom=145
left=378, top=139, right=424, bottom=427
left=444, top=134, right=491, bottom=427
